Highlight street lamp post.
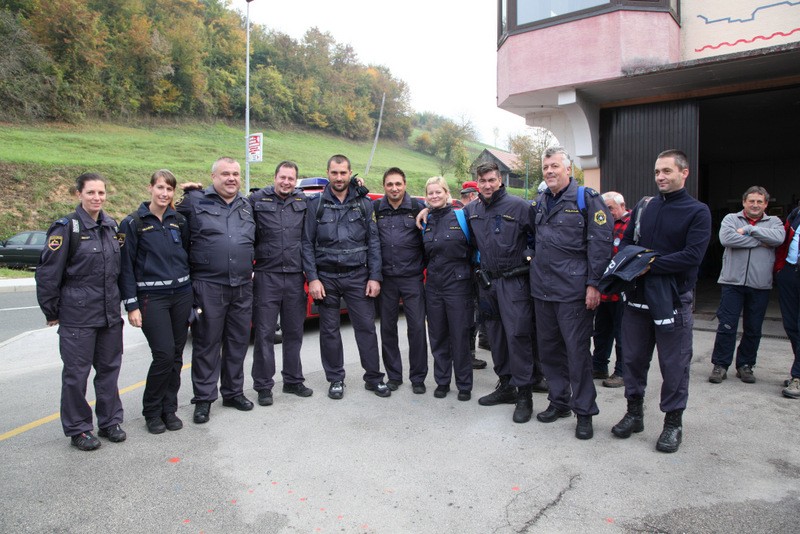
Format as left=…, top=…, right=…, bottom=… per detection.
left=244, top=0, right=255, bottom=193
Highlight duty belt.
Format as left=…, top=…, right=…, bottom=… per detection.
left=318, top=265, right=364, bottom=275
left=484, top=265, right=529, bottom=280
left=316, top=245, right=368, bottom=255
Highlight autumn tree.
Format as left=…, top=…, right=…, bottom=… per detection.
left=508, top=127, right=557, bottom=191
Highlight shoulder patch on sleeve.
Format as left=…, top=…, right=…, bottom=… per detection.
left=594, top=210, right=608, bottom=225
left=47, top=235, right=63, bottom=251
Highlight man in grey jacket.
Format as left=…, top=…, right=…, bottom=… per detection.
left=709, top=186, right=785, bottom=384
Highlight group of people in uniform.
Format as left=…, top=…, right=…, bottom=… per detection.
left=35, top=145, right=798, bottom=455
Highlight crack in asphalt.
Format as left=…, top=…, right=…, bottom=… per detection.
left=500, top=474, right=580, bottom=533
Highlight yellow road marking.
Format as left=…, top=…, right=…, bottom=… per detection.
left=0, top=363, right=192, bottom=442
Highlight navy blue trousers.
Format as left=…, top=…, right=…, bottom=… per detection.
left=621, top=291, right=694, bottom=413
left=710, top=284, right=770, bottom=369
left=190, top=280, right=252, bottom=403
left=58, top=321, right=123, bottom=436
left=318, top=267, right=384, bottom=385
left=535, top=299, right=598, bottom=416
left=426, top=286, right=473, bottom=391
left=379, top=275, right=428, bottom=384
left=251, top=271, right=307, bottom=391
left=479, top=276, right=534, bottom=387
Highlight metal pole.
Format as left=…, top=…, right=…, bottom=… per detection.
left=244, top=0, right=253, bottom=192
left=364, top=92, right=385, bottom=177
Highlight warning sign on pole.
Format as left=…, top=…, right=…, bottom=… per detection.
left=248, top=133, right=263, bottom=163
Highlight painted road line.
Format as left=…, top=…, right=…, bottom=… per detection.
left=0, top=363, right=192, bottom=442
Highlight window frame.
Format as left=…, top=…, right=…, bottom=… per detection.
left=499, top=0, right=679, bottom=44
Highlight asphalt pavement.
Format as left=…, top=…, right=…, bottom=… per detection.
left=0, top=277, right=798, bottom=533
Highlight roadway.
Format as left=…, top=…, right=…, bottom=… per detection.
left=0, top=283, right=798, bottom=533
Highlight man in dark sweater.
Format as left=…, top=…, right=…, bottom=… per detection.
left=611, top=149, right=711, bottom=453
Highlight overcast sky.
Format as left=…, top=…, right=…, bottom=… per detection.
left=245, top=0, right=526, bottom=147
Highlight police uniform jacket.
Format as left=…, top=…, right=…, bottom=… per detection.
left=423, top=205, right=473, bottom=295
left=176, top=185, right=255, bottom=287
left=36, top=204, right=121, bottom=327
left=375, top=193, right=424, bottom=277
left=717, top=210, right=784, bottom=290
left=530, top=178, right=613, bottom=302
left=118, top=202, right=190, bottom=312
left=250, top=186, right=307, bottom=273
left=620, top=188, right=711, bottom=295
left=463, top=186, right=535, bottom=273
left=302, top=185, right=382, bottom=282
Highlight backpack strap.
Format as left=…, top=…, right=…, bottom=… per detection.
left=633, top=196, right=654, bottom=245
left=454, top=208, right=470, bottom=243
left=577, top=185, right=586, bottom=215
left=67, top=213, right=80, bottom=259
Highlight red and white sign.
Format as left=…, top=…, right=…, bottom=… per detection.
left=248, top=132, right=263, bottom=163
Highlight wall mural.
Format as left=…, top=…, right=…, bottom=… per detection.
left=684, top=0, right=800, bottom=58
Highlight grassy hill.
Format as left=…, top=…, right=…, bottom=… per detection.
left=0, top=121, right=491, bottom=240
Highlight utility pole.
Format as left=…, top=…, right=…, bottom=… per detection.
left=244, top=0, right=255, bottom=193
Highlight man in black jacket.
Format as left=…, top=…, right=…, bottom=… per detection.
left=611, top=149, right=711, bottom=453
left=302, top=154, right=390, bottom=400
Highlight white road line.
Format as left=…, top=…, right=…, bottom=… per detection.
left=0, top=306, right=40, bottom=312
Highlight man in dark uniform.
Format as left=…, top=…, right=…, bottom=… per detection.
left=250, top=161, right=313, bottom=407
left=177, top=157, right=256, bottom=424
left=301, top=154, right=390, bottom=399
left=466, top=161, right=537, bottom=423
left=374, top=167, right=428, bottom=393
left=611, top=149, right=711, bottom=453
left=530, top=146, right=613, bottom=440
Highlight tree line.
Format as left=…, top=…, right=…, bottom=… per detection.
left=0, top=0, right=413, bottom=141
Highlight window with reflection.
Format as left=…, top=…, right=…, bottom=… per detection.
left=500, top=0, right=679, bottom=40
left=517, top=0, right=610, bottom=25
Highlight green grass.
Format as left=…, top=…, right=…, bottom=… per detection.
left=0, top=267, right=35, bottom=279
left=0, top=120, right=513, bottom=241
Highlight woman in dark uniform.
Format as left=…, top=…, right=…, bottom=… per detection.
left=422, top=176, right=475, bottom=401
left=119, top=170, right=192, bottom=434
left=36, top=173, right=125, bottom=451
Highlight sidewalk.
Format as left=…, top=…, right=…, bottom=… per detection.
left=0, top=277, right=36, bottom=293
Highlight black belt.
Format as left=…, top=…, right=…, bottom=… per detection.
left=484, top=265, right=529, bottom=279
left=318, top=265, right=364, bottom=275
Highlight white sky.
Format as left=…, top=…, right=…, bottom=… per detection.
left=245, top=0, right=526, bottom=148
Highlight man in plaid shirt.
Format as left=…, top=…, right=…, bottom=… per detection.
left=592, top=191, right=631, bottom=388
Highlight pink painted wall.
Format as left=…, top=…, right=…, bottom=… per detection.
left=497, top=11, right=681, bottom=104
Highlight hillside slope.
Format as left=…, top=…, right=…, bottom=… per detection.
left=0, top=121, right=482, bottom=239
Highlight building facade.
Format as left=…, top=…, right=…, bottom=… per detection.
left=497, top=0, right=800, bottom=229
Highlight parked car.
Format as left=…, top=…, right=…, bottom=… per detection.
left=0, top=231, right=47, bottom=268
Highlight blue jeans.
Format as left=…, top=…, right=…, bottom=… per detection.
left=710, top=284, right=771, bottom=369
left=776, top=265, right=800, bottom=378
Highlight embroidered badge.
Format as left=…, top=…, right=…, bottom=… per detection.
left=48, top=235, right=63, bottom=251
left=594, top=210, right=608, bottom=225
left=116, top=233, right=126, bottom=246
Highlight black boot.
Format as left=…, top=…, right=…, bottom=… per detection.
left=656, top=410, right=683, bottom=453
left=611, top=397, right=644, bottom=439
left=575, top=415, right=593, bottom=440
left=478, top=376, right=517, bottom=406
left=512, top=386, right=533, bottom=423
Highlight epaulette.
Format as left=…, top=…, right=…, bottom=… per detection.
left=585, top=187, right=600, bottom=197
left=54, top=217, right=70, bottom=226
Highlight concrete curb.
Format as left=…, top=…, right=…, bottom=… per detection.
left=0, top=278, right=36, bottom=293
